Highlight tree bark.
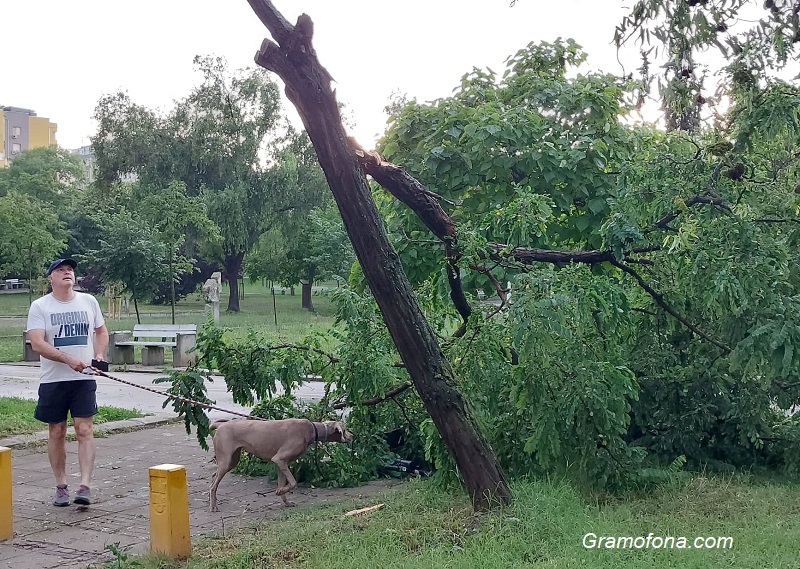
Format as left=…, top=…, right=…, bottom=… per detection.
left=223, top=251, right=244, bottom=313
left=301, top=264, right=315, bottom=311
left=132, top=284, right=141, bottom=324
left=246, top=0, right=511, bottom=510
left=169, top=251, right=176, bottom=325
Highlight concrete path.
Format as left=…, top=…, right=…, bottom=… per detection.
left=0, top=362, right=326, bottom=421
left=0, top=363, right=390, bottom=569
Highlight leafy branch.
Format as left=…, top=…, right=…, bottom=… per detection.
left=354, top=142, right=729, bottom=352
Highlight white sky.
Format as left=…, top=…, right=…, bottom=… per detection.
left=4, top=0, right=635, bottom=151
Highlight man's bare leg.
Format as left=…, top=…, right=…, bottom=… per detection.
left=47, top=421, right=68, bottom=486
left=73, top=416, right=95, bottom=488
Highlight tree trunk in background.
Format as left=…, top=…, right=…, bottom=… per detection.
left=301, top=264, right=315, bottom=311
left=246, top=0, right=511, bottom=510
left=132, top=284, right=141, bottom=324
left=223, top=251, right=244, bottom=313
left=169, top=251, right=176, bottom=324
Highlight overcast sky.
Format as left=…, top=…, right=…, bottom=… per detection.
left=4, top=0, right=634, bottom=151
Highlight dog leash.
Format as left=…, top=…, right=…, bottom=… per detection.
left=87, top=367, right=267, bottom=421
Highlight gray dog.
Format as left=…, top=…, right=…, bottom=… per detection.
left=208, top=418, right=354, bottom=512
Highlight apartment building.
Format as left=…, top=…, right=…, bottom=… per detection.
left=0, top=106, right=58, bottom=167
left=70, top=144, right=138, bottom=185
left=71, top=144, right=96, bottom=184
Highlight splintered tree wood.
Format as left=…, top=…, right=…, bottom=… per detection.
left=245, top=0, right=511, bottom=509
left=343, top=503, right=385, bottom=517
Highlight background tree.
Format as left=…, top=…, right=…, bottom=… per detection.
left=92, top=57, right=324, bottom=312
left=91, top=93, right=171, bottom=188
left=88, top=209, right=171, bottom=323
left=271, top=130, right=335, bottom=310
left=60, top=182, right=143, bottom=293
left=244, top=131, right=352, bottom=309
left=136, top=180, right=220, bottom=322
left=0, top=147, right=84, bottom=209
left=0, top=192, right=67, bottom=301
left=277, top=205, right=355, bottom=311
left=179, top=55, right=284, bottom=312
left=246, top=226, right=289, bottom=288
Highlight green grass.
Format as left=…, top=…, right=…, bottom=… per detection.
left=123, top=474, right=800, bottom=569
left=0, top=396, right=145, bottom=437
left=0, top=282, right=339, bottom=363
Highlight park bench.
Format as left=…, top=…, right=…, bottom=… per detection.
left=110, top=324, right=197, bottom=367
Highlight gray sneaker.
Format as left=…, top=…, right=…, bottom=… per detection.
left=74, top=485, right=91, bottom=506
left=53, top=484, right=70, bottom=507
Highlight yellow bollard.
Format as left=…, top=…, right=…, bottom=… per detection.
left=149, top=464, right=191, bottom=558
left=0, top=447, right=12, bottom=541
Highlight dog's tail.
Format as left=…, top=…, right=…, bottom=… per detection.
left=209, top=419, right=231, bottom=430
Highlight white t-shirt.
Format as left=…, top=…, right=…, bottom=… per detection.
left=26, top=292, right=106, bottom=383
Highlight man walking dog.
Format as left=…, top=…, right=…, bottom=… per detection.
left=26, top=258, right=109, bottom=507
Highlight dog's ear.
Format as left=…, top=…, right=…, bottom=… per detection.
left=333, top=422, right=354, bottom=442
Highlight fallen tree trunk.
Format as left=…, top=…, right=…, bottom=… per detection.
left=245, top=0, right=511, bottom=510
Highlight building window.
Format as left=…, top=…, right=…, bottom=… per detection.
left=11, top=143, right=22, bottom=155
left=11, top=126, right=21, bottom=139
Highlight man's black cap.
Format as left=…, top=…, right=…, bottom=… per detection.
left=47, top=258, right=77, bottom=275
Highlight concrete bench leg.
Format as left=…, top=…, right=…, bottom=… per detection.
left=109, top=331, right=134, bottom=364
left=173, top=334, right=197, bottom=367
left=112, top=346, right=134, bottom=365
left=142, top=346, right=165, bottom=366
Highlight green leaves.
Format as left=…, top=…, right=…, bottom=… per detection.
left=87, top=208, right=172, bottom=321
left=378, top=39, right=633, bottom=287
left=90, top=57, right=308, bottom=312
left=154, top=369, right=213, bottom=450
left=731, top=296, right=800, bottom=380
left=492, top=187, right=554, bottom=248
left=0, top=147, right=85, bottom=209
left=0, top=191, right=67, bottom=279
left=601, top=213, right=644, bottom=260
left=615, top=0, right=800, bottom=134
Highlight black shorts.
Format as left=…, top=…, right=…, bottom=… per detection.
left=34, top=380, right=98, bottom=424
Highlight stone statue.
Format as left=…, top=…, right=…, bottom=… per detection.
left=202, top=278, right=220, bottom=303
left=203, top=272, right=223, bottom=323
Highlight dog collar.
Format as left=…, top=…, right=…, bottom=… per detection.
left=309, top=421, right=330, bottom=444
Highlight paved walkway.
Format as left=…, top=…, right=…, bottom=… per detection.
left=0, top=362, right=326, bottom=420
left=0, top=364, right=394, bottom=569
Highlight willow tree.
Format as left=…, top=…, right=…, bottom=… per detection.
left=92, top=56, right=302, bottom=312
